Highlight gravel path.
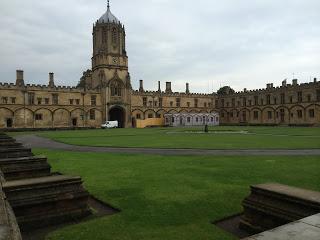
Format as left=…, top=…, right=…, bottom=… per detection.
left=15, top=135, right=320, bottom=156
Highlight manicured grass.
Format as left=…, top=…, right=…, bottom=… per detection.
left=32, top=149, right=320, bottom=240
left=33, top=126, right=320, bottom=149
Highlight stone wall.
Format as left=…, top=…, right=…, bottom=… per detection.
left=0, top=83, right=103, bottom=129
left=217, top=80, right=320, bottom=125
left=0, top=175, right=22, bottom=240
left=131, top=84, right=217, bottom=122
left=131, top=79, right=320, bottom=126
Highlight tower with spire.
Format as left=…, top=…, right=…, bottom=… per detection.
left=80, top=1, right=132, bottom=127
left=91, top=0, right=128, bottom=84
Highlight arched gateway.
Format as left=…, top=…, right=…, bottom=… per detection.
left=109, top=106, right=125, bottom=128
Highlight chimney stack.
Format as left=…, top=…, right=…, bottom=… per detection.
left=165, top=82, right=172, bottom=93
left=49, top=72, right=55, bottom=87
left=282, top=80, right=287, bottom=87
left=16, top=70, right=24, bottom=86
left=314, top=78, right=317, bottom=83
left=186, top=83, right=190, bottom=94
left=139, top=80, right=144, bottom=92
left=292, top=79, right=298, bottom=85
left=158, top=81, right=161, bottom=92
left=266, top=83, right=273, bottom=89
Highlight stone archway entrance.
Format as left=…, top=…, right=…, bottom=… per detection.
left=109, top=106, right=125, bottom=128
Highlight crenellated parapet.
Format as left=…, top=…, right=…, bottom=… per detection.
left=132, top=90, right=214, bottom=98
left=222, top=78, right=319, bottom=96
left=132, top=80, right=215, bottom=98
left=0, top=82, right=100, bottom=94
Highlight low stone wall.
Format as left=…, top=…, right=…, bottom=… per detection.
left=240, top=183, right=320, bottom=234
left=136, top=118, right=165, bottom=128
left=3, top=175, right=91, bottom=231
left=0, top=174, right=22, bottom=240
left=0, top=156, right=51, bottom=181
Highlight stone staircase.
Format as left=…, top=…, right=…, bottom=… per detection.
left=0, top=156, right=51, bottom=181
left=240, top=183, right=320, bottom=234
left=0, top=132, right=91, bottom=238
left=3, top=175, right=90, bottom=231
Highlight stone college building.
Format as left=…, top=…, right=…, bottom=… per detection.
left=0, top=4, right=319, bottom=129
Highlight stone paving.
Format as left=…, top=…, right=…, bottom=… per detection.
left=244, top=213, right=320, bottom=240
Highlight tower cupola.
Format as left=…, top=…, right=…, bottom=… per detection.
left=98, top=0, right=120, bottom=24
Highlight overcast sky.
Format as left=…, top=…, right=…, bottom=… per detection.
left=0, top=0, right=320, bottom=93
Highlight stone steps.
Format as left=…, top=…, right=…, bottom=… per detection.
left=240, top=183, right=320, bottom=234
left=0, top=138, right=23, bottom=148
left=0, top=142, right=23, bottom=148
left=0, top=148, right=33, bottom=159
left=0, top=138, right=19, bottom=142
left=0, top=136, right=16, bottom=141
left=0, top=156, right=51, bottom=181
left=3, top=175, right=91, bottom=231
left=0, top=133, right=92, bottom=233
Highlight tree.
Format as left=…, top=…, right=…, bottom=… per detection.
left=217, top=86, right=235, bottom=95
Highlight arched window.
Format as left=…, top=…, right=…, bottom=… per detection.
left=112, top=28, right=117, bottom=44
left=110, top=81, right=122, bottom=96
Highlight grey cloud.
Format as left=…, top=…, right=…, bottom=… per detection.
left=0, top=0, right=319, bottom=93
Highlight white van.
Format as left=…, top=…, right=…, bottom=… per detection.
left=101, top=121, right=118, bottom=129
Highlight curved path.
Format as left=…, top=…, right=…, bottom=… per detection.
left=15, top=135, right=320, bottom=156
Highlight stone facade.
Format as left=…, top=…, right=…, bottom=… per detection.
left=131, top=81, right=217, bottom=127
left=0, top=79, right=102, bottom=129
left=217, top=82, right=320, bottom=126
left=0, top=5, right=319, bottom=129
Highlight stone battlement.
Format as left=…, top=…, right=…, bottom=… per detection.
left=0, top=82, right=100, bottom=93
left=230, top=80, right=319, bottom=96
left=132, top=90, right=214, bottom=97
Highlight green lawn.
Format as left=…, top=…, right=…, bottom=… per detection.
left=32, top=149, right=320, bottom=240
left=31, top=126, right=320, bottom=149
